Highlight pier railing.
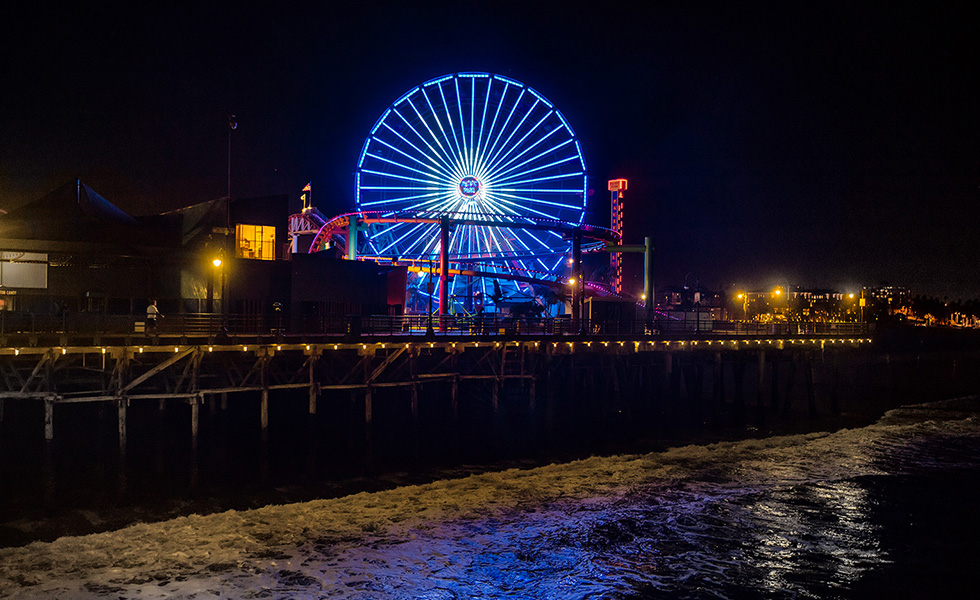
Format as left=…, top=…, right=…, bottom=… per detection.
left=0, top=310, right=868, bottom=344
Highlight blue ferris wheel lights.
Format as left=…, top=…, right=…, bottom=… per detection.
left=370, top=108, right=392, bottom=136
left=528, top=87, right=554, bottom=108
left=575, top=140, right=587, bottom=170
left=493, top=74, right=522, bottom=86
left=423, top=74, right=454, bottom=86
left=393, top=86, right=420, bottom=107
left=355, top=72, right=589, bottom=308
left=556, top=110, right=575, bottom=136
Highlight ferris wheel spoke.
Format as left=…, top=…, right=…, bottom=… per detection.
left=476, top=194, right=522, bottom=218
left=485, top=127, right=571, bottom=183
left=492, top=191, right=582, bottom=213
left=487, top=194, right=564, bottom=221
left=402, top=197, right=453, bottom=213
left=483, top=98, right=540, bottom=176
left=481, top=88, right=526, bottom=177
left=493, top=170, right=585, bottom=188
left=453, top=78, right=471, bottom=175
left=359, top=169, right=444, bottom=189
left=381, top=122, right=457, bottom=177
left=436, top=83, right=467, bottom=176
left=371, top=137, right=457, bottom=182
left=420, top=87, right=466, bottom=181
left=370, top=222, right=428, bottom=257
left=482, top=109, right=554, bottom=177
left=360, top=190, right=444, bottom=209
left=399, top=222, right=442, bottom=257
left=363, top=151, right=455, bottom=186
left=404, top=96, right=458, bottom=174
left=475, top=79, right=492, bottom=166
left=469, top=77, right=477, bottom=173
left=489, top=138, right=576, bottom=183
left=475, top=82, right=511, bottom=178
left=392, top=109, right=459, bottom=177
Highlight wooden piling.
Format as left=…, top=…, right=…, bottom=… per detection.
left=116, top=397, right=127, bottom=457
left=190, top=395, right=199, bottom=448
left=365, top=385, right=373, bottom=425
left=260, top=357, right=269, bottom=431
left=308, top=356, right=318, bottom=415
left=830, top=350, right=841, bottom=416
left=732, top=358, right=746, bottom=416
left=411, top=383, right=419, bottom=420
left=713, top=351, right=724, bottom=410
left=451, top=375, right=459, bottom=419
left=770, top=357, right=780, bottom=411
left=805, top=355, right=818, bottom=418
left=757, top=350, right=766, bottom=408
left=783, top=354, right=797, bottom=414
left=44, top=396, right=54, bottom=440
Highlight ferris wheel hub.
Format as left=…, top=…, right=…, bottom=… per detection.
left=458, top=175, right=481, bottom=198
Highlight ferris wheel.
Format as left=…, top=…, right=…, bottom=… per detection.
left=355, top=72, right=588, bottom=312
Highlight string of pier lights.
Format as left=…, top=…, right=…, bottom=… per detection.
left=4, top=337, right=872, bottom=358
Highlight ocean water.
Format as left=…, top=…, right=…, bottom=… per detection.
left=262, top=399, right=980, bottom=600
left=2, top=343, right=980, bottom=597
left=0, top=397, right=979, bottom=598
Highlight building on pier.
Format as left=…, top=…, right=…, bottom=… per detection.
left=0, top=180, right=406, bottom=331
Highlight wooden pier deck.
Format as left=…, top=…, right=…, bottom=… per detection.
left=1, top=323, right=872, bottom=456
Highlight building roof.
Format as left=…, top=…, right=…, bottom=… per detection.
left=0, top=179, right=179, bottom=250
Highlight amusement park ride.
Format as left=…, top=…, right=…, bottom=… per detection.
left=288, top=72, right=653, bottom=320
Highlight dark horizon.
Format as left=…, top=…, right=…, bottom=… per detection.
left=2, top=3, right=977, bottom=299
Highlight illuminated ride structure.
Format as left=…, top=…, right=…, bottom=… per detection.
left=289, top=72, right=621, bottom=317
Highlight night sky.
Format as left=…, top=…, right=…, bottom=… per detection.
left=2, top=2, right=977, bottom=299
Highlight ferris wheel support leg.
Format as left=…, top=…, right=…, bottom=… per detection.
left=572, top=228, right=583, bottom=327
left=438, top=217, right=450, bottom=332
left=347, top=219, right=360, bottom=261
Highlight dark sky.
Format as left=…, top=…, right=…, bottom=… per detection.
left=2, top=2, right=977, bottom=298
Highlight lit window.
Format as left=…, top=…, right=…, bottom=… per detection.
left=236, top=224, right=276, bottom=260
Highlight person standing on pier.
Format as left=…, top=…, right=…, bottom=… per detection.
left=146, top=300, right=162, bottom=332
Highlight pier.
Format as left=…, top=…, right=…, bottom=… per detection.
left=0, top=313, right=871, bottom=455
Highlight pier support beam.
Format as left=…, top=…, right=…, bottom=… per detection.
left=411, top=383, right=419, bottom=420
left=805, top=354, right=818, bottom=419
left=308, top=354, right=319, bottom=415
left=117, top=397, right=128, bottom=458
left=44, top=396, right=54, bottom=441
left=732, top=359, right=746, bottom=417
left=757, top=350, right=766, bottom=409
left=451, top=375, right=459, bottom=420
left=365, top=385, right=373, bottom=425
left=260, top=356, right=270, bottom=432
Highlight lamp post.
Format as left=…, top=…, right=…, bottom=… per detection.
left=227, top=115, right=237, bottom=198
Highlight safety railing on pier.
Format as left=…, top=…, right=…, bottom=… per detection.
left=0, top=310, right=868, bottom=344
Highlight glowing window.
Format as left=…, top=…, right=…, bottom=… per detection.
left=236, top=224, right=276, bottom=260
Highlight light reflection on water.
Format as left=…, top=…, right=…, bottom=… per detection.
left=312, top=402, right=980, bottom=599
left=303, top=477, right=888, bottom=598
